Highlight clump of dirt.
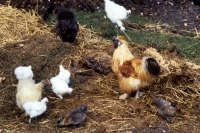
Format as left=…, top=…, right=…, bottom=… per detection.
left=85, top=52, right=112, bottom=75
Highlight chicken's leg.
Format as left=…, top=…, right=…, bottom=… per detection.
left=119, top=93, right=129, bottom=100
left=116, top=20, right=125, bottom=31
left=135, top=90, right=144, bottom=99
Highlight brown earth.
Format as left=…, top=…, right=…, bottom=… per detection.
left=0, top=0, right=200, bottom=133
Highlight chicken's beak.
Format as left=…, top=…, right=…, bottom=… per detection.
left=114, top=42, right=119, bottom=48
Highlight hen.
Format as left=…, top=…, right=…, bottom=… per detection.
left=152, top=98, right=176, bottom=123
left=104, top=0, right=131, bottom=31
left=57, top=105, right=87, bottom=127
left=50, top=77, right=73, bottom=99
left=50, top=65, right=73, bottom=99
left=111, top=36, right=160, bottom=100
left=56, top=7, right=79, bottom=43
left=16, top=79, right=50, bottom=110
left=22, top=97, right=48, bottom=123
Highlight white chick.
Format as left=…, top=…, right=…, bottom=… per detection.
left=22, top=97, right=48, bottom=123
left=56, top=65, right=71, bottom=84
left=104, top=0, right=131, bottom=31
left=14, top=66, right=34, bottom=80
left=50, top=77, right=73, bottom=99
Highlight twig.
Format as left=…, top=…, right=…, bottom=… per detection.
left=195, top=27, right=199, bottom=37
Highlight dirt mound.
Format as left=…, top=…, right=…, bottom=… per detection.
left=0, top=5, right=200, bottom=133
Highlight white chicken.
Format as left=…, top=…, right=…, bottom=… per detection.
left=50, top=77, right=73, bottom=99
left=50, top=65, right=73, bottom=99
left=14, top=66, right=34, bottom=80
left=16, top=79, right=50, bottom=110
left=104, top=0, right=131, bottom=31
left=22, top=97, right=48, bottom=123
left=56, top=65, right=71, bottom=84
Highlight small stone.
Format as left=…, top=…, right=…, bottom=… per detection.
left=184, top=23, right=187, bottom=26
left=0, top=77, right=6, bottom=83
left=19, top=43, right=25, bottom=47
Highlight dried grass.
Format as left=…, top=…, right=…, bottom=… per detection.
left=0, top=5, right=53, bottom=47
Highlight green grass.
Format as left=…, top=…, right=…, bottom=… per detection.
left=49, top=8, right=200, bottom=64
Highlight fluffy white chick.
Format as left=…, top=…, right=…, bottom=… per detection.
left=56, top=65, right=71, bottom=84
left=22, top=97, right=48, bottom=123
left=50, top=77, right=73, bottom=99
left=104, top=0, right=131, bottom=31
left=14, top=66, right=34, bottom=80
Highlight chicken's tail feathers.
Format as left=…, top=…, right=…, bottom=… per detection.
left=142, top=56, right=160, bottom=75
left=28, top=65, right=32, bottom=69
left=67, top=87, right=73, bottom=95
left=59, top=65, right=65, bottom=71
left=41, top=97, right=48, bottom=103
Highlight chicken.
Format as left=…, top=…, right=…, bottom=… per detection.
left=14, top=66, right=34, bottom=80
left=111, top=36, right=160, bottom=100
left=152, top=98, right=176, bottom=123
left=57, top=105, right=87, bottom=127
left=50, top=65, right=72, bottom=99
left=56, top=6, right=79, bottom=43
left=50, top=77, right=73, bottom=99
left=56, top=65, right=71, bottom=84
left=22, top=97, right=48, bottom=123
left=104, top=0, right=131, bottom=31
left=16, top=79, right=50, bottom=110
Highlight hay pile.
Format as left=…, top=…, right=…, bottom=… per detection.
left=0, top=5, right=53, bottom=47
left=142, top=47, right=200, bottom=131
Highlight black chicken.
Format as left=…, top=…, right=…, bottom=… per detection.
left=56, top=7, right=79, bottom=43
